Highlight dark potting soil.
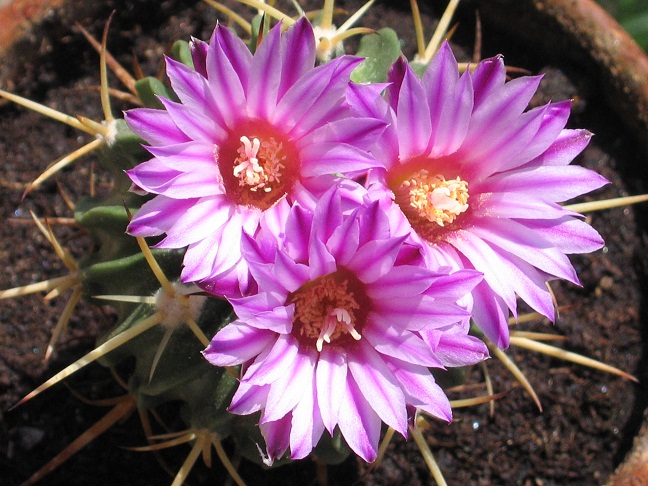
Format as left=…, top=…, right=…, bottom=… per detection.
left=0, top=1, right=647, bottom=485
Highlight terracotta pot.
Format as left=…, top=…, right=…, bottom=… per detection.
left=462, top=0, right=648, bottom=158
left=0, top=0, right=68, bottom=55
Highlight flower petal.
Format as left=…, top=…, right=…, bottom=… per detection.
left=262, top=349, right=317, bottom=422
left=337, top=374, right=381, bottom=462
left=244, top=333, right=300, bottom=386
left=316, top=347, right=347, bottom=434
left=125, top=108, right=190, bottom=145
left=203, top=321, right=276, bottom=367
left=348, top=340, right=407, bottom=436
left=383, top=355, right=452, bottom=422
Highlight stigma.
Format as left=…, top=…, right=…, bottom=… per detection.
left=316, top=308, right=362, bottom=352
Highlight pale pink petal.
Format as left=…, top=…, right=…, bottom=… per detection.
left=244, top=333, right=300, bottom=386
left=383, top=355, right=452, bottom=421
left=363, top=324, right=444, bottom=368
left=337, top=374, right=381, bottom=462
left=203, top=321, right=276, bottom=366
left=481, top=165, right=609, bottom=202
left=259, top=414, right=291, bottom=463
left=229, top=381, right=269, bottom=415
left=127, top=196, right=196, bottom=236
left=348, top=340, right=407, bottom=436
left=300, top=142, right=381, bottom=178
left=422, top=324, right=489, bottom=367
left=529, top=216, right=604, bottom=254
left=395, top=66, right=432, bottom=160
left=316, top=347, right=347, bottom=434
left=246, top=21, right=282, bottom=118
left=159, top=97, right=227, bottom=144
left=262, top=350, right=317, bottom=422
left=124, top=109, right=190, bottom=145
left=346, top=236, right=407, bottom=283
left=159, top=196, right=230, bottom=248
left=470, top=217, right=578, bottom=283
left=471, top=192, right=579, bottom=220
left=290, top=364, right=325, bottom=459
left=278, top=18, right=316, bottom=100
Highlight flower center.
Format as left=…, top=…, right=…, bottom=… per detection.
left=218, top=122, right=298, bottom=211
left=289, top=273, right=363, bottom=352
left=233, top=135, right=286, bottom=194
left=395, top=169, right=469, bottom=237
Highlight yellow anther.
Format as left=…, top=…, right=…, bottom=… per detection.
left=398, top=169, right=469, bottom=227
left=291, top=274, right=362, bottom=352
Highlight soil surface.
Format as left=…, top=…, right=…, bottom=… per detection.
left=1, top=1, right=647, bottom=485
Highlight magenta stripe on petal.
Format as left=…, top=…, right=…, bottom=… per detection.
left=124, top=109, right=190, bottom=145
left=244, top=333, right=300, bottom=386
left=246, top=21, right=282, bottom=118
left=159, top=97, right=227, bottom=144
left=363, top=324, right=444, bottom=368
left=278, top=18, right=316, bottom=100
left=259, top=414, right=291, bottom=464
left=308, top=236, right=337, bottom=280
left=229, top=381, right=269, bottom=415
left=300, top=142, right=381, bottom=178
left=449, top=229, right=518, bottom=311
left=316, top=347, right=347, bottom=434
left=506, top=101, right=572, bottom=167
left=290, top=363, right=325, bottom=460
left=146, top=141, right=218, bottom=173
left=337, top=374, right=381, bottom=462
left=366, top=266, right=437, bottom=299
left=189, top=37, right=208, bottom=77
left=262, top=350, right=316, bottom=423
left=213, top=25, right=253, bottom=90
left=470, top=278, right=510, bottom=347
left=471, top=192, right=579, bottom=220
left=347, top=236, right=407, bottom=283
left=165, top=56, right=227, bottom=129
left=396, top=66, right=432, bottom=160
left=526, top=129, right=592, bottom=167
left=470, top=218, right=579, bottom=282
left=127, top=195, right=196, bottom=237
left=203, top=321, right=276, bottom=367
left=482, top=165, right=609, bottom=202
left=206, top=28, right=248, bottom=128
left=347, top=340, right=407, bottom=435
left=325, top=216, right=361, bottom=266
left=126, top=160, right=181, bottom=195
left=383, top=355, right=452, bottom=422
left=471, top=55, right=507, bottom=109
left=432, top=327, right=490, bottom=367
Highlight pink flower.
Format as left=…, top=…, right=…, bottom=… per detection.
left=357, top=44, right=608, bottom=348
left=203, top=187, right=488, bottom=462
left=125, top=18, right=385, bottom=296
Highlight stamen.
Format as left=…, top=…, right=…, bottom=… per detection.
left=291, top=275, right=363, bottom=352
left=398, top=169, right=469, bottom=227
left=232, top=135, right=286, bottom=193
